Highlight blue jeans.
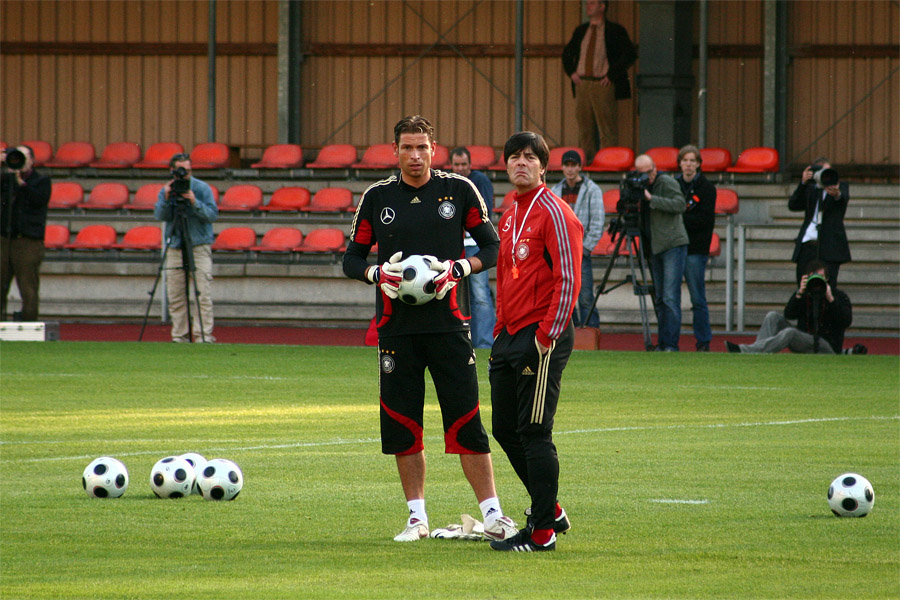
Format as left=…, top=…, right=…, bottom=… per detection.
left=684, top=253, right=712, bottom=347
left=465, top=245, right=496, bottom=348
left=575, top=252, right=600, bottom=327
left=650, top=244, right=687, bottom=351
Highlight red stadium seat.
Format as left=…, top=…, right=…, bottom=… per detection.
left=218, top=185, right=263, bottom=212
left=134, top=142, right=184, bottom=169
left=352, top=144, right=397, bottom=169
left=591, top=231, right=615, bottom=256
left=431, top=144, right=450, bottom=169
left=583, top=147, right=635, bottom=172
left=249, top=227, right=304, bottom=253
left=125, top=183, right=165, bottom=211
left=466, top=146, right=496, bottom=171
left=45, top=141, right=96, bottom=168
left=79, top=182, right=130, bottom=210
left=48, top=182, right=84, bottom=209
left=294, top=228, right=345, bottom=253
left=251, top=144, right=304, bottom=169
left=21, top=140, right=53, bottom=166
left=547, top=147, right=585, bottom=171
left=89, top=142, right=142, bottom=168
left=112, top=225, right=162, bottom=251
left=727, top=147, right=779, bottom=173
left=43, top=224, right=70, bottom=249
left=301, top=187, right=353, bottom=213
left=494, top=190, right=516, bottom=214
left=699, top=147, right=732, bottom=172
left=258, top=187, right=311, bottom=212
left=189, top=142, right=231, bottom=169
left=646, top=147, right=679, bottom=171
left=602, top=189, right=620, bottom=215
left=0, top=142, right=7, bottom=152
left=488, top=154, right=508, bottom=171
left=64, top=224, right=117, bottom=250
left=306, top=144, right=357, bottom=169
left=715, top=188, right=739, bottom=215
left=708, top=232, right=721, bottom=257
left=211, top=227, right=256, bottom=251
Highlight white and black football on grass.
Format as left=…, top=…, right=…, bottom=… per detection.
left=396, top=254, right=438, bottom=305
left=828, top=473, right=875, bottom=517
left=149, top=456, right=195, bottom=499
left=197, top=458, right=243, bottom=501
left=179, top=452, right=207, bottom=495
left=82, top=457, right=129, bottom=498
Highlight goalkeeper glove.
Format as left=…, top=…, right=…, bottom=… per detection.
left=430, top=258, right=472, bottom=300
left=365, top=251, right=404, bottom=299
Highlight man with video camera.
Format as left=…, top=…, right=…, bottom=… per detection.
left=726, top=260, right=854, bottom=354
left=789, top=157, right=850, bottom=287
left=154, top=153, right=218, bottom=343
left=624, top=154, right=688, bottom=351
left=1, top=145, right=51, bottom=322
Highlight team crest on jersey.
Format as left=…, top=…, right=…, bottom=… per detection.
left=380, top=354, right=395, bottom=373
left=516, top=242, right=530, bottom=260
left=380, top=207, right=396, bottom=224
left=438, top=201, right=456, bottom=219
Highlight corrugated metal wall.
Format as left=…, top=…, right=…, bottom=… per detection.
left=1, top=0, right=896, bottom=167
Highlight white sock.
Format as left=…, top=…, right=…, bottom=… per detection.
left=479, top=497, right=503, bottom=527
left=407, top=499, right=427, bottom=527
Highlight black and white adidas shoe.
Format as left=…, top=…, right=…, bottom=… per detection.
left=490, top=528, right=556, bottom=552
left=524, top=506, right=571, bottom=535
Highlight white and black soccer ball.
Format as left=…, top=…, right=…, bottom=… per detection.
left=396, top=254, right=438, bottom=305
left=179, top=452, right=207, bottom=495
left=828, top=473, right=875, bottom=517
left=82, top=457, right=129, bottom=498
left=150, top=456, right=195, bottom=499
left=197, top=458, right=243, bottom=501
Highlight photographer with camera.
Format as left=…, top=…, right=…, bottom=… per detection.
left=725, top=260, right=854, bottom=354
left=1, top=145, right=51, bottom=322
left=153, top=153, right=218, bottom=343
left=789, top=157, right=850, bottom=287
left=625, top=154, right=688, bottom=351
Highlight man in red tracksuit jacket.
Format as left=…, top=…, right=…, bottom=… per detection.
left=489, top=132, right=583, bottom=552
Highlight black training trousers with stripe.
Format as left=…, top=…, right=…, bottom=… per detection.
left=489, top=320, right=575, bottom=531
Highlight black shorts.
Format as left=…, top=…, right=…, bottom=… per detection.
left=378, top=331, right=490, bottom=456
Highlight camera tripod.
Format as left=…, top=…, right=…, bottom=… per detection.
left=139, top=197, right=206, bottom=342
left=592, top=218, right=657, bottom=351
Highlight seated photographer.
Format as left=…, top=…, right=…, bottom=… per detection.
left=1, top=145, right=51, bottom=322
left=789, top=157, right=850, bottom=287
left=626, top=154, right=688, bottom=351
left=726, top=261, right=853, bottom=354
left=154, top=153, right=219, bottom=343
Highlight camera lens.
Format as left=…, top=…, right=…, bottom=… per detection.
left=4, top=149, right=26, bottom=170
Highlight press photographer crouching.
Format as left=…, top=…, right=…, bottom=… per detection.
left=725, top=260, right=861, bottom=355
left=1, top=145, right=51, bottom=322
left=622, top=154, right=688, bottom=351
left=153, top=153, right=218, bottom=343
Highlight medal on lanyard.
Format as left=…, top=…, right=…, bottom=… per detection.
left=511, top=195, right=537, bottom=280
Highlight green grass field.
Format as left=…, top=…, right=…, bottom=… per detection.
left=1, top=342, right=898, bottom=599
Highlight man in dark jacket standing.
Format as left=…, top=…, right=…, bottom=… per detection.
left=1, top=145, right=51, bottom=322
left=562, top=0, right=637, bottom=161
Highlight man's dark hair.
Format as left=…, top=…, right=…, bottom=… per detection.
left=450, top=147, right=471, bottom=161
left=169, top=153, right=191, bottom=168
left=394, top=115, right=435, bottom=145
left=19, top=145, right=35, bottom=162
left=812, top=156, right=830, bottom=167
left=678, top=144, right=702, bottom=165
left=502, top=132, right=550, bottom=169
left=807, top=259, right=827, bottom=277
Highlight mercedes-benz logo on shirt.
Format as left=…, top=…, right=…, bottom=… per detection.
left=380, top=207, right=396, bottom=224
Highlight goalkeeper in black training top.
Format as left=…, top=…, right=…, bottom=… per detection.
left=343, top=115, right=518, bottom=543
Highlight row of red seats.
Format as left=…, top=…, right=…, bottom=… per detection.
left=494, top=187, right=739, bottom=216
left=3, top=140, right=779, bottom=174
left=45, top=225, right=347, bottom=254
left=588, top=231, right=722, bottom=257
left=49, top=183, right=355, bottom=213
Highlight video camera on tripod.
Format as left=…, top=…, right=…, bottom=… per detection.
left=608, top=170, right=650, bottom=235
left=170, top=167, right=191, bottom=202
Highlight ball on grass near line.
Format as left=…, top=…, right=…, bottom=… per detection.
left=82, top=457, right=129, bottom=498
left=179, top=452, right=207, bottom=495
left=150, top=456, right=195, bottom=499
left=828, top=473, right=875, bottom=517
left=197, top=458, right=243, bottom=501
